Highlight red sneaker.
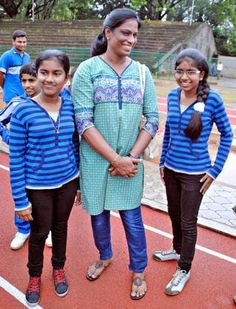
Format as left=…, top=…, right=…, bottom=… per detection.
left=53, top=269, right=68, bottom=297
left=26, top=276, right=41, bottom=306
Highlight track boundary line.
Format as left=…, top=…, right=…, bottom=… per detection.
left=0, top=276, right=44, bottom=309
left=1, top=164, right=235, bottom=265
left=0, top=164, right=9, bottom=171
left=110, top=211, right=236, bottom=264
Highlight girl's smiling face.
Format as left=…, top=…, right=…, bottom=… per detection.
left=37, top=57, right=68, bottom=97
left=175, top=57, right=205, bottom=96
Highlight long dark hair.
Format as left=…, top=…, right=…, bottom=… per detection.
left=175, top=48, right=210, bottom=140
left=91, top=8, right=141, bottom=57
left=35, top=49, right=70, bottom=76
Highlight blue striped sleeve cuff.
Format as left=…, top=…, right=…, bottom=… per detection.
left=15, top=202, right=32, bottom=212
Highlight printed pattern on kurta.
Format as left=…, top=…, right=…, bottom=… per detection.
left=72, top=56, right=158, bottom=215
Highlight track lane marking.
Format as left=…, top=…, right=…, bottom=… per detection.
left=0, top=276, right=43, bottom=309
left=0, top=163, right=235, bottom=264
left=0, top=164, right=9, bottom=171
left=110, top=211, right=236, bottom=264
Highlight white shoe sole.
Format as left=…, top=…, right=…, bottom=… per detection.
left=152, top=253, right=180, bottom=262
left=25, top=298, right=40, bottom=307
left=55, top=288, right=68, bottom=297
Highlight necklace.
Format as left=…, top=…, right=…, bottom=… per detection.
left=36, top=95, right=61, bottom=134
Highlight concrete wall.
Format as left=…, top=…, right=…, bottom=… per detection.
left=219, top=56, right=236, bottom=79
left=184, top=23, right=217, bottom=58
left=157, top=23, right=218, bottom=75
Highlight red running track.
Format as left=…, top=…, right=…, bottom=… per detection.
left=0, top=152, right=236, bottom=309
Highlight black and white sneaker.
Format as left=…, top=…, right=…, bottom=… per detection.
left=165, top=267, right=190, bottom=296
left=153, top=249, right=180, bottom=261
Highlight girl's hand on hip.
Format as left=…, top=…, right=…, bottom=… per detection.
left=160, top=167, right=165, bottom=185
left=16, top=208, right=33, bottom=221
left=200, top=174, right=214, bottom=195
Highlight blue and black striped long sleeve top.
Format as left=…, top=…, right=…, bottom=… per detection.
left=0, top=94, right=27, bottom=144
left=160, top=88, right=233, bottom=178
left=10, top=97, right=79, bottom=211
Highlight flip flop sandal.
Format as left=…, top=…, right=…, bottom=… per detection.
left=86, top=261, right=109, bottom=281
left=130, top=276, right=147, bottom=300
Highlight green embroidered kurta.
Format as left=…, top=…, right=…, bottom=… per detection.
left=72, top=56, right=158, bottom=215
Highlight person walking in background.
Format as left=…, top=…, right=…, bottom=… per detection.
left=153, top=48, right=232, bottom=296
left=72, top=8, right=158, bottom=300
left=216, top=60, right=223, bottom=80
left=0, top=30, right=30, bottom=104
left=9, top=49, right=80, bottom=306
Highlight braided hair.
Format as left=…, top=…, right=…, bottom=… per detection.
left=175, top=48, right=210, bottom=140
left=91, top=8, right=141, bottom=57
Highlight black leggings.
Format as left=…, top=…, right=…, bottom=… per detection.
left=26, top=178, right=78, bottom=276
left=164, top=168, right=204, bottom=272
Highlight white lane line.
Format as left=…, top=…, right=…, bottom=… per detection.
left=0, top=276, right=43, bottom=309
left=1, top=163, right=235, bottom=265
left=110, top=211, right=236, bottom=264
left=0, top=164, right=9, bottom=171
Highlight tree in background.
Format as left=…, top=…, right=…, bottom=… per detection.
left=0, top=0, right=236, bottom=55
left=0, top=0, right=22, bottom=18
left=131, top=0, right=182, bottom=20
left=166, top=0, right=236, bottom=56
left=0, top=0, right=57, bottom=19
left=92, top=0, right=130, bottom=19
left=52, top=0, right=96, bottom=20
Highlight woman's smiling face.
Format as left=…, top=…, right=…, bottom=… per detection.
left=105, top=18, right=139, bottom=57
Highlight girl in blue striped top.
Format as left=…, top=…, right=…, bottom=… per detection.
left=153, top=49, right=232, bottom=295
left=9, top=49, right=80, bottom=306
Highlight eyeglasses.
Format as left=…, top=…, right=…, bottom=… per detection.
left=174, top=69, right=201, bottom=77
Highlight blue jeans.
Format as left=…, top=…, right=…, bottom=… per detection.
left=15, top=213, right=31, bottom=234
left=164, top=167, right=204, bottom=272
left=91, top=207, right=147, bottom=273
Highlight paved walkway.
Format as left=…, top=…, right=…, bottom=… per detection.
left=142, top=160, right=236, bottom=237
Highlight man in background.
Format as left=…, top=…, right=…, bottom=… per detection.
left=217, top=60, right=223, bottom=80
left=0, top=30, right=31, bottom=104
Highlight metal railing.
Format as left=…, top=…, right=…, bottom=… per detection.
left=0, top=45, right=220, bottom=78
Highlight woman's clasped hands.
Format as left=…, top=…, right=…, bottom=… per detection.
left=109, top=155, right=142, bottom=178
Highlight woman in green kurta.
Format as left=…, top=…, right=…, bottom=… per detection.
left=72, top=8, right=158, bottom=300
